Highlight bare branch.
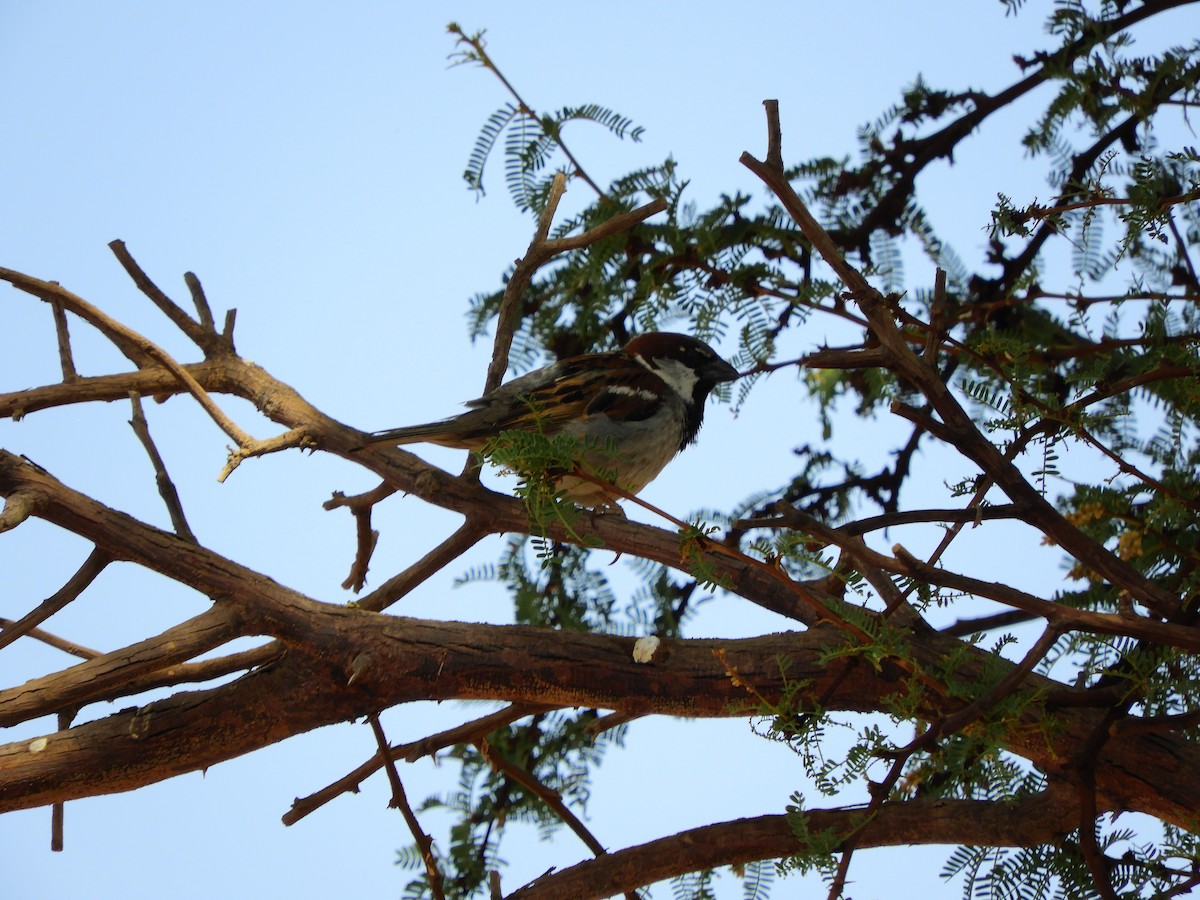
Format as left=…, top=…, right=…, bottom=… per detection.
left=218, top=427, right=311, bottom=482
left=324, top=484, right=397, bottom=592
left=368, top=714, right=445, bottom=900
left=183, top=271, right=216, bottom=332
left=356, top=520, right=488, bottom=613
left=129, top=392, right=197, bottom=542
left=476, top=735, right=607, bottom=859
left=0, top=547, right=111, bottom=653
left=0, top=618, right=99, bottom=659
left=50, top=299, right=78, bottom=382
left=0, top=267, right=255, bottom=447
left=284, top=703, right=553, bottom=825
left=484, top=170, right=568, bottom=396
left=507, top=793, right=1078, bottom=900
left=108, top=239, right=215, bottom=352
left=0, top=607, right=245, bottom=727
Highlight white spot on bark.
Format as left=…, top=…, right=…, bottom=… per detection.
left=633, top=635, right=661, bottom=663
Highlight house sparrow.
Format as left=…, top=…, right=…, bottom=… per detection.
left=364, top=332, right=738, bottom=506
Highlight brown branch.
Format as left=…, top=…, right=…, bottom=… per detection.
left=506, top=793, right=1078, bottom=900
left=476, top=737, right=610, bottom=860
left=939, top=609, right=1038, bottom=637
left=368, top=714, right=445, bottom=900
left=0, top=267, right=255, bottom=447
left=129, top=392, right=197, bottom=542
left=285, top=703, right=551, bottom=826
left=108, top=239, right=218, bottom=353
left=0, top=359, right=231, bottom=420
left=183, top=271, right=216, bottom=333
left=4, top=452, right=1199, bottom=832
left=50, top=299, right=78, bottom=382
left=356, top=519, right=488, bottom=613
left=0, top=609, right=934, bottom=814
left=50, top=709, right=74, bottom=852
left=484, top=171, right=569, bottom=396
left=217, top=427, right=311, bottom=483
left=0, top=547, right=111, bottom=653
left=0, top=618, right=99, bottom=659
left=840, top=503, right=1025, bottom=536
left=0, top=607, right=246, bottom=727
left=324, top=484, right=397, bottom=591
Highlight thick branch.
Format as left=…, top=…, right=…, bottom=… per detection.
left=507, top=793, right=1078, bottom=900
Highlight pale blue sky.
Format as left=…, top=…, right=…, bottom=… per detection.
left=2, top=3, right=1191, bottom=898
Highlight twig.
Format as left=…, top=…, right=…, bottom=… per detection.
left=183, top=271, right=216, bottom=332
left=51, top=709, right=75, bottom=852
left=1024, top=189, right=1199, bottom=221
left=583, top=709, right=645, bottom=739
left=839, top=503, right=1025, bottom=536
left=108, top=239, right=213, bottom=351
left=0, top=607, right=247, bottom=728
left=0, top=267, right=255, bottom=448
left=890, top=544, right=1200, bottom=651
left=939, top=609, right=1037, bottom=638
left=924, top=268, right=947, bottom=362
left=324, top=484, right=397, bottom=592
left=50, top=300, right=78, bottom=382
left=1077, top=771, right=1120, bottom=900
left=936, top=625, right=1061, bottom=735
left=481, top=187, right=668, bottom=399
left=476, top=735, right=639, bottom=900
left=484, top=171, right=569, bottom=396
left=217, top=427, right=310, bottom=483
left=368, top=714, right=445, bottom=900
left=129, top=393, right=197, bottom=542
left=112, top=642, right=283, bottom=699
left=449, top=26, right=607, bottom=198
left=0, top=548, right=111, bottom=652
left=568, top=466, right=890, bottom=637
left=770, top=507, right=920, bottom=624
left=284, top=703, right=551, bottom=825
left=356, top=519, right=488, bottom=612
left=0, top=618, right=99, bottom=659
left=538, top=198, right=669, bottom=257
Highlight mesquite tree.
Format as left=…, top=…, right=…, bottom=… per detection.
left=3, top=4, right=1200, bottom=898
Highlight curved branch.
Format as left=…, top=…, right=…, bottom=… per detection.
left=506, top=792, right=1079, bottom=900
left=0, top=267, right=253, bottom=446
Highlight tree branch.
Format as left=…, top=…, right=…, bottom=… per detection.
left=506, top=793, right=1079, bottom=900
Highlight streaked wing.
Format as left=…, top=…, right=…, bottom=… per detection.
left=468, top=352, right=660, bottom=428
left=367, top=350, right=665, bottom=448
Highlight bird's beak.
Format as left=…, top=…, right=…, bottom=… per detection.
left=706, top=357, right=739, bottom=385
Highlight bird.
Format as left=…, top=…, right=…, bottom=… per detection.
left=363, top=332, right=738, bottom=506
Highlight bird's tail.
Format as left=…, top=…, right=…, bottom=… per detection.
left=361, top=421, right=463, bottom=448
